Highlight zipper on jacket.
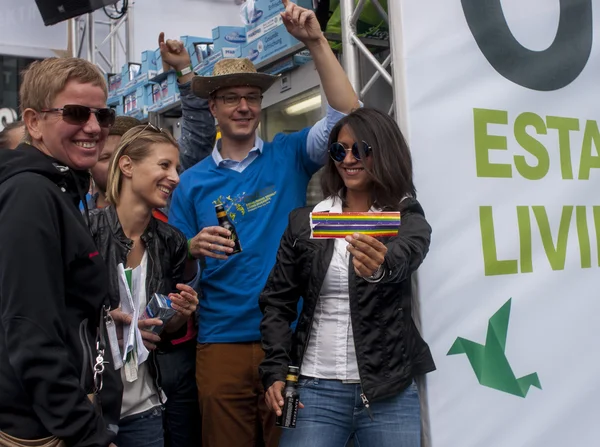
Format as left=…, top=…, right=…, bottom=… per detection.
left=79, top=318, right=94, bottom=391
left=297, top=239, right=318, bottom=368
left=347, top=253, right=375, bottom=421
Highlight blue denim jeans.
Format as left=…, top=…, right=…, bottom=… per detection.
left=115, top=406, right=164, bottom=447
left=279, top=377, right=421, bottom=447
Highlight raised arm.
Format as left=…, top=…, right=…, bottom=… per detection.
left=281, top=0, right=359, bottom=114
left=279, top=1, right=360, bottom=166
left=159, top=32, right=217, bottom=171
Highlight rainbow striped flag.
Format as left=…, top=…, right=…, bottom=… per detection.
left=310, top=212, right=401, bottom=239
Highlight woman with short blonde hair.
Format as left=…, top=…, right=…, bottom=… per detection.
left=0, top=56, right=119, bottom=446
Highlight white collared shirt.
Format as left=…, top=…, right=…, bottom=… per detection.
left=301, top=196, right=382, bottom=381
left=211, top=136, right=264, bottom=172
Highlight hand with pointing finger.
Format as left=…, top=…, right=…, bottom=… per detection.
left=280, top=0, right=323, bottom=44
left=158, top=32, right=192, bottom=73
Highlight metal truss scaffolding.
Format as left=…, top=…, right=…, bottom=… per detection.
left=338, top=0, right=409, bottom=135
left=70, top=1, right=135, bottom=75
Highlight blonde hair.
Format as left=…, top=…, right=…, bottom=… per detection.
left=20, top=57, right=107, bottom=141
left=106, top=125, right=179, bottom=205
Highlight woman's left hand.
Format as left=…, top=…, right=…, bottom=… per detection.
left=345, top=233, right=388, bottom=278
left=169, top=284, right=198, bottom=318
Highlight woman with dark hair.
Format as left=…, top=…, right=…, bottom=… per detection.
left=89, top=124, right=199, bottom=447
left=259, top=108, right=435, bottom=447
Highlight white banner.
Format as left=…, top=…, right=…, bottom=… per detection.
left=401, top=0, right=600, bottom=445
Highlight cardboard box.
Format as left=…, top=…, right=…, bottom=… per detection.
left=108, top=73, right=122, bottom=94
left=114, top=96, right=124, bottom=116
left=262, top=56, right=294, bottom=75
left=141, top=50, right=158, bottom=76
left=123, top=86, right=150, bottom=120
left=121, top=62, right=142, bottom=84
left=159, top=72, right=180, bottom=107
left=194, top=47, right=242, bottom=77
left=180, top=35, right=214, bottom=67
left=242, top=0, right=312, bottom=27
left=154, top=48, right=165, bottom=75
left=293, top=49, right=312, bottom=66
left=242, top=20, right=299, bottom=65
left=212, top=26, right=246, bottom=53
left=146, top=82, right=162, bottom=112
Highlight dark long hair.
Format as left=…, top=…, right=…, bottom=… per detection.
left=321, top=108, right=416, bottom=211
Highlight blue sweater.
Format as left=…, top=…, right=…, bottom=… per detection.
left=169, top=129, right=320, bottom=343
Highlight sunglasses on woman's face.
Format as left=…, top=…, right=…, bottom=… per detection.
left=328, top=141, right=372, bottom=163
left=41, top=104, right=116, bottom=128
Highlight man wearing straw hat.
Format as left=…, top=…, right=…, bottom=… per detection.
left=160, top=0, right=359, bottom=445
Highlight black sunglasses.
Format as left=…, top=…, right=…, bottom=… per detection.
left=41, top=104, right=116, bottom=128
left=113, top=123, right=165, bottom=159
left=329, top=141, right=372, bottom=162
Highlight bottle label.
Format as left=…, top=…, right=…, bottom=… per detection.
left=217, top=211, right=227, bottom=218
left=276, top=395, right=299, bottom=429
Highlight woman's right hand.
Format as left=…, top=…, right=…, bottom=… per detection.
left=137, top=319, right=162, bottom=350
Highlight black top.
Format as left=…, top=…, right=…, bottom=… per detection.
left=259, top=198, right=436, bottom=404
left=0, top=144, right=120, bottom=446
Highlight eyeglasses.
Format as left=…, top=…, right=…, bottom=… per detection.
left=328, top=141, right=372, bottom=162
left=41, top=105, right=116, bottom=128
left=213, top=94, right=263, bottom=106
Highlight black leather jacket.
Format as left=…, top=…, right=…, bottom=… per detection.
left=259, top=198, right=436, bottom=405
left=88, top=205, right=190, bottom=394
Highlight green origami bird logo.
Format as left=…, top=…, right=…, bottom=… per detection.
left=447, top=298, right=542, bottom=398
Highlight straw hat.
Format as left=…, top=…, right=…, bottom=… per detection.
left=109, top=116, right=142, bottom=136
left=191, top=58, right=278, bottom=99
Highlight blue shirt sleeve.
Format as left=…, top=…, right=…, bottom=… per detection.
left=168, top=178, right=198, bottom=240
left=305, top=104, right=350, bottom=166
left=177, top=81, right=217, bottom=172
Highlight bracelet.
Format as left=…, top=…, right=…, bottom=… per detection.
left=176, top=65, right=194, bottom=78
left=364, top=264, right=385, bottom=283
left=187, top=238, right=195, bottom=260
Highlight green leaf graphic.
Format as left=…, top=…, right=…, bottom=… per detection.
left=447, top=298, right=542, bottom=398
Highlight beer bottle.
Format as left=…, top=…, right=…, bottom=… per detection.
left=215, top=204, right=242, bottom=255
left=275, top=365, right=300, bottom=429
